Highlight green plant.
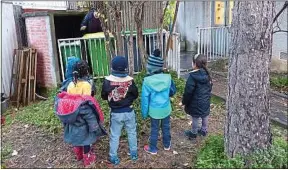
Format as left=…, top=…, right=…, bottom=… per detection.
left=1, top=143, right=13, bottom=162
left=270, top=75, right=288, bottom=89
left=211, top=95, right=225, bottom=106
left=195, top=135, right=288, bottom=169
left=195, top=135, right=245, bottom=169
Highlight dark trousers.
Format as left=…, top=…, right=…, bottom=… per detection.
left=149, top=115, right=171, bottom=151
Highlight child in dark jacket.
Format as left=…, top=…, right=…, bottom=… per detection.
left=55, top=60, right=106, bottom=167
left=182, top=54, right=212, bottom=140
left=141, top=49, right=176, bottom=155
left=101, top=56, right=139, bottom=165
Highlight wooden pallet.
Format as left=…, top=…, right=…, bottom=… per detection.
left=10, top=48, right=37, bottom=108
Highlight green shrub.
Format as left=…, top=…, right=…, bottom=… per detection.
left=195, top=135, right=244, bottom=169
left=195, top=135, right=288, bottom=169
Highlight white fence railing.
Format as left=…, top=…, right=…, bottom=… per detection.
left=197, top=26, right=231, bottom=62
left=57, top=31, right=181, bottom=80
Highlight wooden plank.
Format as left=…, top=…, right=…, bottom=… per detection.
left=27, top=48, right=33, bottom=104
left=21, top=49, right=30, bottom=106
left=33, top=49, right=37, bottom=101
left=9, top=49, right=17, bottom=100
left=16, top=50, right=24, bottom=108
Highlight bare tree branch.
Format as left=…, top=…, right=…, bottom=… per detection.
left=273, top=1, right=288, bottom=23
left=273, top=30, right=288, bottom=34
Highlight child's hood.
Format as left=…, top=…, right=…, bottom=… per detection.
left=55, top=92, right=104, bottom=124
left=190, top=68, right=210, bottom=84
left=144, top=73, right=171, bottom=92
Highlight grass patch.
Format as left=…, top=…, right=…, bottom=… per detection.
left=270, top=73, right=288, bottom=93
left=211, top=95, right=225, bottom=106
left=3, top=89, right=62, bottom=134
left=195, top=135, right=288, bottom=169
left=1, top=142, right=13, bottom=168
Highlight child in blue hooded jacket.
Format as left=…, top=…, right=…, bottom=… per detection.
left=141, top=49, right=176, bottom=154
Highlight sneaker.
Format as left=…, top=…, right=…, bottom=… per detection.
left=184, top=130, right=197, bottom=140
left=144, top=145, right=157, bottom=155
left=109, top=156, right=120, bottom=165
left=73, top=146, right=83, bottom=161
left=164, top=142, right=171, bottom=151
left=83, top=151, right=96, bottom=167
left=198, top=129, right=207, bottom=137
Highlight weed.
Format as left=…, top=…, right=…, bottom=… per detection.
left=1, top=143, right=13, bottom=162
left=270, top=74, right=288, bottom=93
left=195, top=135, right=288, bottom=169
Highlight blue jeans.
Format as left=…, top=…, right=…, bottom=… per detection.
left=109, top=110, right=137, bottom=158
left=149, top=116, right=171, bottom=152
left=191, top=116, right=208, bottom=134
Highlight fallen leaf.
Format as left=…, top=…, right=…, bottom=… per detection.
left=24, top=124, right=29, bottom=128
left=188, top=121, right=192, bottom=125
left=30, top=155, right=36, bottom=158
left=173, top=151, right=178, bottom=155
left=184, top=163, right=189, bottom=166
left=12, top=150, right=18, bottom=156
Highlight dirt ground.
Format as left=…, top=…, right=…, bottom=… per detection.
left=2, top=108, right=225, bottom=169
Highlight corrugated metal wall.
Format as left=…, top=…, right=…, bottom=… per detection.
left=1, top=2, right=19, bottom=97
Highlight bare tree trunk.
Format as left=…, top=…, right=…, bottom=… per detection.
left=126, top=2, right=134, bottom=76
left=128, top=27, right=134, bottom=76
left=164, top=1, right=179, bottom=68
left=96, top=2, right=115, bottom=59
left=134, top=2, right=148, bottom=69
left=157, top=2, right=169, bottom=50
left=225, top=1, right=274, bottom=158
left=111, top=1, right=124, bottom=56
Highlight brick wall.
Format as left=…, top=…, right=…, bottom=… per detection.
left=25, top=16, right=57, bottom=87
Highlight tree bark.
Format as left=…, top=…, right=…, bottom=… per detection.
left=128, top=27, right=134, bottom=76
left=112, top=1, right=124, bottom=56
left=134, top=2, right=148, bottom=69
left=225, top=1, right=275, bottom=158
left=126, top=2, right=134, bottom=76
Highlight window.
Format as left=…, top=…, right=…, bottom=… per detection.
left=213, top=1, right=234, bottom=26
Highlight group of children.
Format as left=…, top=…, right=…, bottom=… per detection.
left=54, top=49, right=212, bottom=167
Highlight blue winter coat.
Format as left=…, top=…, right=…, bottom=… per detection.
left=55, top=92, right=106, bottom=146
left=182, top=69, right=212, bottom=118
left=141, top=73, right=176, bottom=119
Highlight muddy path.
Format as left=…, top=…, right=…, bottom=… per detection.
left=2, top=111, right=224, bottom=169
